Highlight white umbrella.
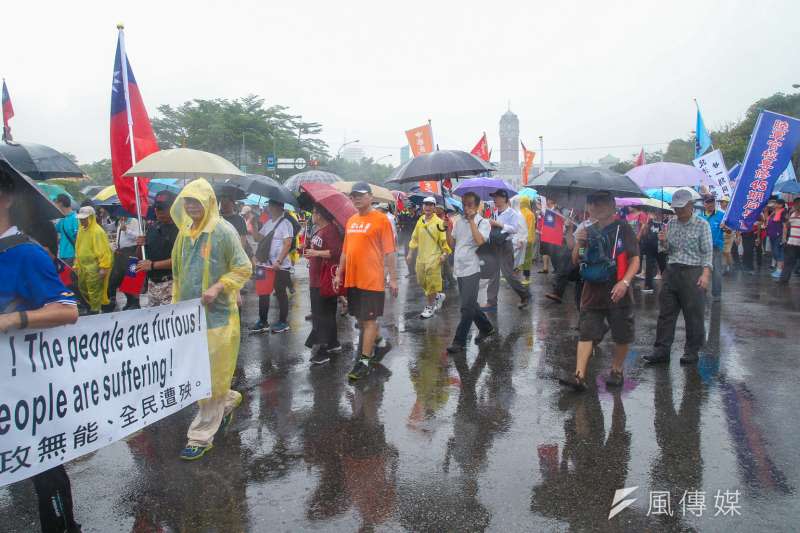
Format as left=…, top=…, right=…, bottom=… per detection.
left=332, top=181, right=395, bottom=203
left=122, top=148, right=244, bottom=180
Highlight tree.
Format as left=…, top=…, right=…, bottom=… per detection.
left=79, top=159, right=113, bottom=183
left=151, top=95, right=329, bottom=174
left=321, top=157, right=395, bottom=184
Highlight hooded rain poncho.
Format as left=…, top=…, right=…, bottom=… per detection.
left=170, top=179, right=251, bottom=398
left=74, top=214, right=113, bottom=312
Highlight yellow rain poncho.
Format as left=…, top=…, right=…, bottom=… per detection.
left=74, top=213, right=112, bottom=312
left=408, top=213, right=451, bottom=296
left=519, top=196, right=536, bottom=272
left=170, top=179, right=251, bottom=398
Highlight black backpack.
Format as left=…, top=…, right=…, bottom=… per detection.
left=579, top=222, right=620, bottom=283
left=254, top=215, right=299, bottom=263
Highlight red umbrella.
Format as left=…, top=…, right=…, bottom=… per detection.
left=298, top=182, right=356, bottom=231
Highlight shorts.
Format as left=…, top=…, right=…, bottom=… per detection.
left=578, top=306, right=634, bottom=344
left=347, top=288, right=385, bottom=321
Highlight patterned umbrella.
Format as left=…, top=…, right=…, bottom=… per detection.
left=282, top=170, right=342, bottom=193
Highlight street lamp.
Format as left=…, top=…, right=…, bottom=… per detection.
left=376, top=154, right=392, bottom=164
left=336, top=139, right=360, bottom=158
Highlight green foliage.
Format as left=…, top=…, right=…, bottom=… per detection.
left=79, top=158, right=113, bottom=183
left=151, top=95, right=329, bottom=171
left=320, top=157, right=395, bottom=184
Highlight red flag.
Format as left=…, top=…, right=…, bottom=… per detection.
left=111, top=29, right=159, bottom=217
left=633, top=148, right=646, bottom=167
left=540, top=209, right=564, bottom=246
left=2, top=79, right=14, bottom=142
left=470, top=133, right=490, bottom=161
left=521, top=141, right=536, bottom=185
left=405, top=123, right=434, bottom=157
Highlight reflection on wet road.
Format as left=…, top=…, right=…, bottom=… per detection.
left=2, top=265, right=798, bottom=532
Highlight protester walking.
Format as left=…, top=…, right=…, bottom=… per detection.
left=251, top=200, right=295, bottom=334
left=333, top=182, right=398, bottom=382
left=170, top=179, right=251, bottom=460
left=107, top=215, right=142, bottom=311
left=304, top=205, right=343, bottom=364
left=700, top=194, right=725, bottom=301
left=136, top=191, right=178, bottom=307
left=445, top=192, right=496, bottom=353
left=518, top=195, right=536, bottom=284
left=484, top=189, right=531, bottom=310
left=54, top=194, right=78, bottom=265
left=0, top=164, right=81, bottom=533
left=74, top=206, right=112, bottom=315
left=767, top=198, right=787, bottom=279
left=559, top=191, right=640, bottom=391
left=406, top=196, right=450, bottom=319
left=778, top=197, right=800, bottom=284
left=644, top=189, right=713, bottom=366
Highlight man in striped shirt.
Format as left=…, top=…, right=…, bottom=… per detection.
left=777, top=197, right=800, bottom=284
left=644, top=189, right=713, bottom=366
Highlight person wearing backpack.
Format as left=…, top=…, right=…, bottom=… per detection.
left=560, top=191, right=640, bottom=392
left=54, top=194, right=78, bottom=265
left=250, top=200, right=295, bottom=334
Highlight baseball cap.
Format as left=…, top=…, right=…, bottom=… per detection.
left=153, top=190, right=177, bottom=210
left=671, top=189, right=694, bottom=209
left=422, top=196, right=436, bottom=204
left=721, top=196, right=731, bottom=203
left=490, top=189, right=509, bottom=199
left=351, top=181, right=372, bottom=194
left=702, top=194, right=716, bottom=203
left=76, top=206, right=96, bottom=219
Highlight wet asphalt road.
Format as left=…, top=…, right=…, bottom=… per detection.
left=2, top=262, right=799, bottom=532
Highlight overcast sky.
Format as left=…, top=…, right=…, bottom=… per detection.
left=4, top=0, right=799, bottom=166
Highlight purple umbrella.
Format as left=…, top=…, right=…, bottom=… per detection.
left=626, top=162, right=706, bottom=188
left=452, top=177, right=517, bottom=201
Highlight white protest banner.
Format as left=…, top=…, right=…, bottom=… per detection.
left=693, top=149, right=732, bottom=199
left=0, top=299, right=211, bottom=487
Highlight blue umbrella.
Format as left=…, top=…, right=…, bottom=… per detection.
left=148, top=178, right=182, bottom=194
left=452, top=177, right=517, bottom=201
left=518, top=187, right=539, bottom=200
left=646, top=188, right=672, bottom=203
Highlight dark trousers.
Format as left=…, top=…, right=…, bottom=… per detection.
left=779, top=244, right=800, bottom=282
left=32, top=465, right=80, bottom=533
left=453, top=272, right=494, bottom=346
left=258, top=269, right=291, bottom=323
left=654, top=265, right=706, bottom=358
left=552, top=253, right=583, bottom=309
left=107, top=246, right=140, bottom=310
left=741, top=233, right=762, bottom=271
left=305, top=287, right=339, bottom=349
left=486, top=241, right=530, bottom=306
left=642, top=241, right=666, bottom=290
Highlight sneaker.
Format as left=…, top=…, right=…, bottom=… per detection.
left=372, top=338, right=393, bottom=362
left=558, top=372, right=587, bottom=392
left=446, top=343, right=465, bottom=354
left=474, top=328, right=496, bottom=345
left=605, top=369, right=624, bottom=387
left=250, top=320, right=270, bottom=334
left=420, top=306, right=434, bottom=319
left=271, top=321, right=290, bottom=333
left=326, top=342, right=343, bottom=354
left=180, top=444, right=214, bottom=461
left=655, top=274, right=662, bottom=280
left=679, top=353, right=699, bottom=365
left=771, top=269, right=782, bottom=279
left=518, top=296, right=530, bottom=310
left=544, top=293, right=563, bottom=304
left=643, top=353, right=670, bottom=365
left=218, top=394, right=243, bottom=434
left=348, top=358, right=371, bottom=381
left=641, top=288, right=654, bottom=294
left=311, top=351, right=331, bottom=365
left=434, top=292, right=446, bottom=312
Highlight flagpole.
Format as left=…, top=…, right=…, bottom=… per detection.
left=117, top=23, right=146, bottom=259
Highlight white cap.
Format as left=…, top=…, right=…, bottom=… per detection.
left=76, top=206, right=96, bottom=219
left=422, top=196, right=436, bottom=204
left=671, top=189, right=694, bottom=209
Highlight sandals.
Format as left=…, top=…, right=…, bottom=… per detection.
left=559, top=372, right=587, bottom=392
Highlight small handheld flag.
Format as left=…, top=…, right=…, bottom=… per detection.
left=119, top=256, right=146, bottom=296
left=2, top=79, right=14, bottom=142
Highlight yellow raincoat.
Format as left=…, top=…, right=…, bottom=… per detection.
left=74, top=214, right=113, bottom=312
left=170, top=179, right=251, bottom=398
left=519, top=197, right=536, bottom=271
left=408, top=214, right=451, bottom=296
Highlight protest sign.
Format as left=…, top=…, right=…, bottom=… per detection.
left=693, top=149, right=732, bottom=199
left=0, top=299, right=211, bottom=487
left=724, top=110, right=800, bottom=231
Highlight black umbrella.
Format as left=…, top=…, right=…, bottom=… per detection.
left=213, top=182, right=248, bottom=201
left=527, top=167, right=646, bottom=209
left=282, top=170, right=342, bottom=193
left=225, top=174, right=297, bottom=206
left=386, top=149, right=494, bottom=184
left=0, top=141, right=84, bottom=180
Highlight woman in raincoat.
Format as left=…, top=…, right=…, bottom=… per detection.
left=170, top=179, right=251, bottom=460
left=519, top=196, right=537, bottom=284
left=74, top=206, right=113, bottom=313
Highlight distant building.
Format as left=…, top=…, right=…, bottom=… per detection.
left=400, top=145, right=410, bottom=164
left=341, top=145, right=366, bottom=163
left=498, top=107, right=521, bottom=187
left=599, top=154, right=620, bottom=168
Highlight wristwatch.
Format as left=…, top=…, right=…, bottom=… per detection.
left=621, top=279, right=630, bottom=287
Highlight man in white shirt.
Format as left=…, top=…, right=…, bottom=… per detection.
left=251, top=200, right=294, bottom=333
left=446, top=191, right=496, bottom=352
left=484, top=189, right=531, bottom=310
left=108, top=216, right=142, bottom=311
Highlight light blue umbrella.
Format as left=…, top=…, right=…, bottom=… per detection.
left=243, top=193, right=295, bottom=211
left=148, top=178, right=182, bottom=194
left=518, top=188, right=539, bottom=200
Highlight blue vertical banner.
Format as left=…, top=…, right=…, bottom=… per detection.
left=724, top=110, right=800, bottom=231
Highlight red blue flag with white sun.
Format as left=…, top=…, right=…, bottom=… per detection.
left=110, top=29, right=159, bottom=216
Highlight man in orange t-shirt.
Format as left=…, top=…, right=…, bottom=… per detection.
left=334, top=182, right=398, bottom=381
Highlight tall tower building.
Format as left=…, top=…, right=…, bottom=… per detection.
left=499, top=107, right=520, bottom=184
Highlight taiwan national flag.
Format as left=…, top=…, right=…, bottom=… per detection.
left=2, top=79, right=14, bottom=142
left=540, top=209, right=564, bottom=246
left=119, top=256, right=146, bottom=296
left=110, top=29, right=159, bottom=217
